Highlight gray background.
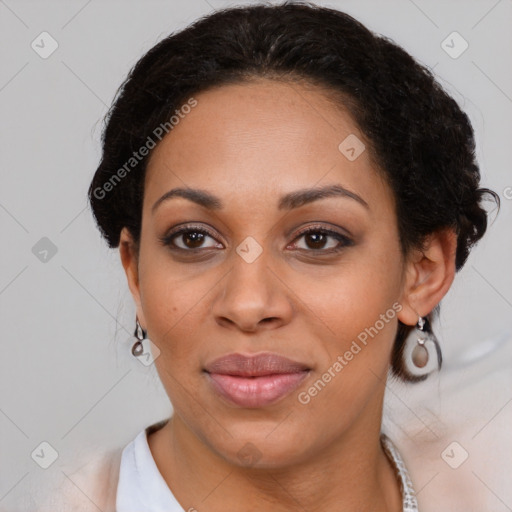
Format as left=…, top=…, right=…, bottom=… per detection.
left=1, top=0, right=511, bottom=508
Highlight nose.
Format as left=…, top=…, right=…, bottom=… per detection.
left=211, top=251, right=294, bottom=333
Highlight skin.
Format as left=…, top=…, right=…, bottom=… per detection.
left=120, top=78, right=457, bottom=512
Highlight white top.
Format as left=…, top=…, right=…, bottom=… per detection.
left=116, top=421, right=419, bottom=512
left=116, top=421, right=183, bottom=512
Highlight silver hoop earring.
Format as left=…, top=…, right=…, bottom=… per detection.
left=131, top=319, right=146, bottom=357
left=403, top=316, right=441, bottom=378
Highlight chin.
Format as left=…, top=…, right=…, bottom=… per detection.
left=207, top=426, right=316, bottom=470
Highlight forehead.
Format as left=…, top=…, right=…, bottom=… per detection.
left=144, top=78, right=390, bottom=214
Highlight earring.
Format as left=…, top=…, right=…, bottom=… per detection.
left=402, top=316, right=442, bottom=378
left=130, top=319, right=161, bottom=366
left=131, top=319, right=146, bottom=357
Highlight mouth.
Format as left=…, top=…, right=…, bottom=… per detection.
left=204, top=352, right=310, bottom=408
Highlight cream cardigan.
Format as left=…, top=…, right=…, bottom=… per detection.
left=9, top=332, right=511, bottom=512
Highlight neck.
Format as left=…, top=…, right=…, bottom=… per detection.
left=149, top=411, right=402, bottom=512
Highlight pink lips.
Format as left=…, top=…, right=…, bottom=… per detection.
left=204, top=353, right=310, bottom=408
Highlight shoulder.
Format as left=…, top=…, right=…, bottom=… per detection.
left=20, top=445, right=123, bottom=512
left=20, top=419, right=171, bottom=512
left=383, top=332, right=512, bottom=512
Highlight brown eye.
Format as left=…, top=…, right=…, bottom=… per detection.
left=302, top=232, right=330, bottom=250
left=159, top=225, right=222, bottom=251
left=291, top=227, right=353, bottom=253
left=178, top=231, right=209, bottom=249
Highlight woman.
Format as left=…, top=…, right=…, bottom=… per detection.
left=49, top=2, right=505, bottom=511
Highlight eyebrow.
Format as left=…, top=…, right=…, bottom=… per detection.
left=151, top=184, right=369, bottom=214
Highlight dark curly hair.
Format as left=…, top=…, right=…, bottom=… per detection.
left=88, top=1, right=499, bottom=382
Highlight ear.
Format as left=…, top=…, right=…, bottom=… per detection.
left=397, top=228, right=457, bottom=326
left=119, top=227, right=146, bottom=328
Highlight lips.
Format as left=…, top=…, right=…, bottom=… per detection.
left=204, top=353, right=310, bottom=408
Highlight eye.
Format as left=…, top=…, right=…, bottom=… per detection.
left=289, top=226, right=353, bottom=253
left=159, top=224, right=223, bottom=251
left=159, top=223, right=353, bottom=255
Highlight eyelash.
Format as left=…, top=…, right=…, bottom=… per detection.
left=159, top=223, right=353, bottom=255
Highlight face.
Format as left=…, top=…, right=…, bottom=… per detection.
left=122, top=78, right=412, bottom=467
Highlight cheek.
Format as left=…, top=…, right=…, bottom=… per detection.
left=137, top=252, right=218, bottom=362
left=291, top=265, right=401, bottom=438
left=137, top=268, right=207, bottom=410
left=291, top=238, right=404, bottom=402
left=299, top=248, right=402, bottom=344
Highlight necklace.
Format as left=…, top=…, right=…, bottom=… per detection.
left=381, top=433, right=419, bottom=512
